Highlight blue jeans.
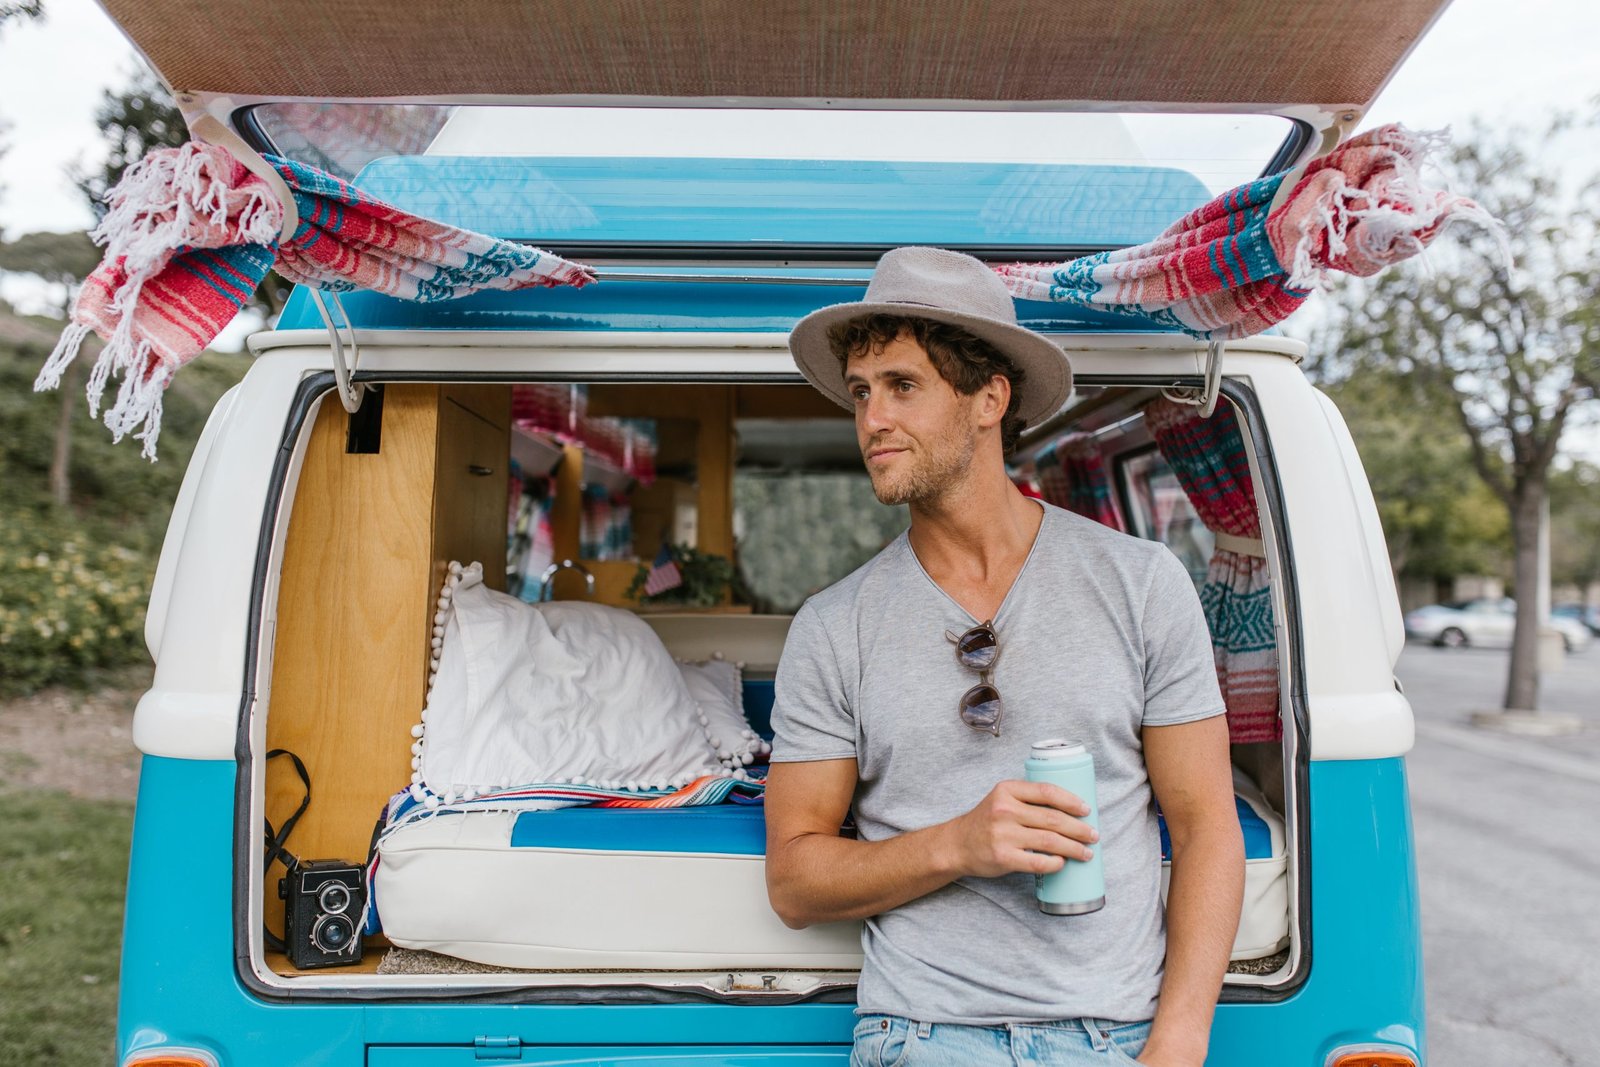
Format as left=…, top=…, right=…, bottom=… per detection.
left=850, top=1014, right=1152, bottom=1066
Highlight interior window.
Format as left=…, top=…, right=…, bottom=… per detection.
left=1114, top=445, right=1216, bottom=586
left=501, top=382, right=902, bottom=614
left=734, top=417, right=906, bottom=614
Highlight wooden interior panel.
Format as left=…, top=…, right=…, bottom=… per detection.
left=548, top=443, right=585, bottom=565
left=264, top=386, right=439, bottom=934
left=441, top=383, right=510, bottom=430
left=695, top=386, right=735, bottom=563
left=432, top=393, right=512, bottom=592
left=736, top=384, right=850, bottom=420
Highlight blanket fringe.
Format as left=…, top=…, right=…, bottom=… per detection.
left=32, top=321, right=92, bottom=393
left=1281, top=126, right=1509, bottom=291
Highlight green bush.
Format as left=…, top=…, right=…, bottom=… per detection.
left=0, top=308, right=248, bottom=695
left=0, top=512, right=152, bottom=695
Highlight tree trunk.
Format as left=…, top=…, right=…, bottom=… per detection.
left=1503, top=485, right=1545, bottom=711
left=48, top=357, right=79, bottom=508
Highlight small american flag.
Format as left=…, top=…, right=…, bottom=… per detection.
left=643, top=542, right=683, bottom=597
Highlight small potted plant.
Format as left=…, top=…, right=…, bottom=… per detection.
left=626, top=543, right=739, bottom=610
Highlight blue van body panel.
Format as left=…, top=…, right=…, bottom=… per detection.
left=1211, top=757, right=1426, bottom=1064
left=348, top=156, right=1211, bottom=249
left=275, top=276, right=1178, bottom=335
left=119, top=753, right=1422, bottom=1065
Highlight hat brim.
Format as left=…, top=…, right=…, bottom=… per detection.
left=788, top=300, right=1073, bottom=428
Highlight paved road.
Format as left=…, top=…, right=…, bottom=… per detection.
left=1396, top=642, right=1600, bottom=1066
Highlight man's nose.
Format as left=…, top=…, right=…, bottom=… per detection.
left=859, top=388, right=894, bottom=438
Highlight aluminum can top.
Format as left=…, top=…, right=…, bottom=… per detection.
left=1029, top=738, right=1088, bottom=761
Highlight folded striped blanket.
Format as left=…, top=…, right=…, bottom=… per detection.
left=36, top=142, right=594, bottom=460
left=994, top=124, right=1503, bottom=339
left=380, top=772, right=767, bottom=836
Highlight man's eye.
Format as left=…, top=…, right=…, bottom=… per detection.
left=851, top=387, right=869, bottom=402
left=896, top=380, right=914, bottom=392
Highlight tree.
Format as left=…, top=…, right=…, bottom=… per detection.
left=0, top=2, right=43, bottom=33
left=74, top=67, right=190, bottom=217
left=1316, top=116, right=1600, bottom=712
left=1550, top=461, right=1600, bottom=594
left=0, top=230, right=102, bottom=505
left=1317, top=367, right=1510, bottom=587
left=76, top=68, right=293, bottom=317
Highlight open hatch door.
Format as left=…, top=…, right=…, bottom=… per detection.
left=103, top=0, right=1452, bottom=169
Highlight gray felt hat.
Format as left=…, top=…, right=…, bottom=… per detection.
left=788, top=246, right=1073, bottom=428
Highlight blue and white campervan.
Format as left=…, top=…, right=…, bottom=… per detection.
left=111, top=2, right=1434, bottom=1064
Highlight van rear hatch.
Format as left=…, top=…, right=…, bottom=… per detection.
left=101, top=0, right=1448, bottom=142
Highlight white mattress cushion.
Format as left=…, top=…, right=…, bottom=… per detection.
left=420, top=564, right=724, bottom=794
left=375, top=809, right=864, bottom=969
left=1160, top=768, right=1291, bottom=961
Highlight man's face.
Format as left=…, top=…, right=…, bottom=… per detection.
left=844, top=330, right=979, bottom=507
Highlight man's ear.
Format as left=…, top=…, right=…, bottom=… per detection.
left=974, top=374, right=1011, bottom=430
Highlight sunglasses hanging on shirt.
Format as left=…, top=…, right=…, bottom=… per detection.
left=946, top=620, right=1003, bottom=737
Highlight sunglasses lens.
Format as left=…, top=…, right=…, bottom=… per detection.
left=959, top=683, right=1002, bottom=735
left=957, top=627, right=998, bottom=671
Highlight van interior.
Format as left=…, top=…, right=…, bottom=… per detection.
left=256, top=377, right=1295, bottom=995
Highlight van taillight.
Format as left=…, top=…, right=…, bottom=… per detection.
left=1328, top=1052, right=1418, bottom=1067
left=124, top=1051, right=218, bottom=1067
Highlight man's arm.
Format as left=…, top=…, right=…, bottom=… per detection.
left=764, top=758, right=1098, bottom=929
left=1138, top=714, right=1245, bottom=1067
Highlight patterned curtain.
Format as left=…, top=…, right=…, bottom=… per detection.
left=1034, top=434, right=1124, bottom=531
left=1144, top=398, right=1281, bottom=744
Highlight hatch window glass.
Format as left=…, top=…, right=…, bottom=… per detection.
left=248, top=104, right=1297, bottom=252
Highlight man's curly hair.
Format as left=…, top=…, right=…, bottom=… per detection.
left=827, top=314, right=1027, bottom=457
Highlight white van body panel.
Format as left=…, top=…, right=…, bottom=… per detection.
left=1244, top=356, right=1415, bottom=761
left=131, top=356, right=308, bottom=760
left=136, top=330, right=1412, bottom=764
left=145, top=382, right=240, bottom=661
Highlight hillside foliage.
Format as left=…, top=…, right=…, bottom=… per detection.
left=0, top=307, right=248, bottom=693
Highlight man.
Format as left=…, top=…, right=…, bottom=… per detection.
left=765, top=247, right=1244, bottom=1067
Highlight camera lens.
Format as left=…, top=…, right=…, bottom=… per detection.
left=311, top=914, right=355, bottom=953
left=318, top=882, right=352, bottom=914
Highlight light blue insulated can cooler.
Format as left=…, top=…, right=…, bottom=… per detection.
left=1024, top=739, right=1106, bottom=915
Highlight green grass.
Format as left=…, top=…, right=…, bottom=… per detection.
left=0, top=790, right=132, bottom=1066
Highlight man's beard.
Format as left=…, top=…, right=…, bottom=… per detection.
left=866, top=428, right=977, bottom=507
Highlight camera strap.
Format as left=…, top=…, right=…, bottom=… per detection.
left=263, top=748, right=312, bottom=953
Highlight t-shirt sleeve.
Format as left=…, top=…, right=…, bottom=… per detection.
left=1140, top=547, right=1229, bottom=727
left=768, top=599, right=858, bottom=762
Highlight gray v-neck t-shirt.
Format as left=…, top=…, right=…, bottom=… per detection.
left=769, top=501, right=1226, bottom=1025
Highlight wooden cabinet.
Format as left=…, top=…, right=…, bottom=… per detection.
left=264, top=384, right=510, bottom=938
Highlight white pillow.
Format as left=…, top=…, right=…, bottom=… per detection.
left=417, top=563, right=724, bottom=796
left=675, top=658, right=772, bottom=770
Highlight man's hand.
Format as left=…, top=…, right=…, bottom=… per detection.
left=942, top=779, right=1098, bottom=879
left=1136, top=1043, right=1206, bottom=1067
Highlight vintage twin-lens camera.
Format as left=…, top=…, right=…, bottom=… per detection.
left=279, top=860, right=366, bottom=969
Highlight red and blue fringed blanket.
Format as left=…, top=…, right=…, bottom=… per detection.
left=994, top=124, right=1503, bottom=339
left=36, top=143, right=594, bottom=459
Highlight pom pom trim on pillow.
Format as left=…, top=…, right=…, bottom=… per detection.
left=406, top=562, right=753, bottom=812
left=675, top=655, right=771, bottom=770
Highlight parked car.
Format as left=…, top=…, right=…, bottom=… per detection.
left=1406, top=598, right=1592, bottom=652
left=1553, top=602, right=1600, bottom=637
left=101, top=2, right=1451, bottom=1066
